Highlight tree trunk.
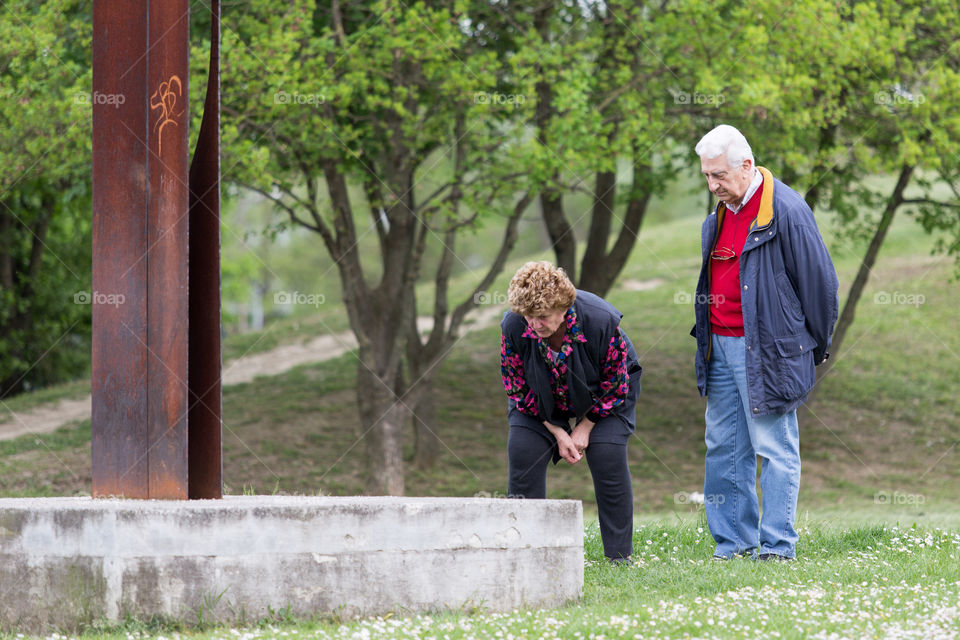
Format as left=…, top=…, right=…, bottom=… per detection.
left=578, top=160, right=653, bottom=296
left=541, top=191, right=577, bottom=279
left=356, top=360, right=408, bottom=495
left=403, top=302, right=444, bottom=471
left=405, top=191, right=533, bottom=471
left=809, top=164, right=915, bottom=406
left=533, top=2, right=576, bottom=279
left=409, top=369, right=441, bottom=470
left=579, top=170, right=616, bottom=291
left=313, top=154, right=414, bottom=496
left=830, top=164, right=913, bottom=360
left=803, top=123, right=838, bottom=214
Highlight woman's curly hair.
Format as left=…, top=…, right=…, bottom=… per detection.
left=507, top=261, right=577, bottom=316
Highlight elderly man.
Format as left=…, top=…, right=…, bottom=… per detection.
left=691, top=124, right=839, bottom=561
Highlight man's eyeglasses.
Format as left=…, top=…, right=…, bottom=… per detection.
left=711, top=246, right=737, bottom=261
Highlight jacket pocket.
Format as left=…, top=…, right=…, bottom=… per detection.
left=774, top=272, right=805, bottom=327
left=774, top=333, right=817, bottom=399
left=628, top=365, right=643, bottom=397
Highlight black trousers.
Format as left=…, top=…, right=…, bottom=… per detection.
left=507, top=424, right=634, bottom=559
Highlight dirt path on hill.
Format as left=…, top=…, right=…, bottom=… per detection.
left=0, top=307, right=502, bottom=442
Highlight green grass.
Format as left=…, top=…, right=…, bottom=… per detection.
left=2, top=182, right=960, bottom=638
left=2, top=203, right=958, bottom=514
left=220, top=305, right=354, bottom=362
left=0, top=378, right=91, bottom=423
left=0, top=419, right=91, bottom=497
left=18, top=519, right=959, bottom=639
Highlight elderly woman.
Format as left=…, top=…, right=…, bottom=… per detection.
left=500, top=261, right=642, bottom=562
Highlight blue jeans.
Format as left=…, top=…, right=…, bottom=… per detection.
left=704, top=334, right=800, bottom=558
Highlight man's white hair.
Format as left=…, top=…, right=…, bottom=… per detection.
left=695, top=124, right=754, bottom=168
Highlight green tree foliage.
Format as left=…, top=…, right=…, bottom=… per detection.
left=671, top=0, right=959, bottom=370
left=821, top=0, right=960, bottom=364
left=217, top=0, right=960, bottom=487
left=495, top=0, right=685, bottom=293
left=0, top=0, right=92, bottom=397
left=219, top=0, right=535, bottom=493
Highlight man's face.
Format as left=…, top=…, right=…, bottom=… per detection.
left=524, top=309, right=566, bottom=340
left=700, top=154, right=754, bottom=207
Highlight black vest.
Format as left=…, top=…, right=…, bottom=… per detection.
left=501, top=290, right=641, bottom=427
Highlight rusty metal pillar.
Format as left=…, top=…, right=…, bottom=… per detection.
left=188, top=2, right=223, bottom=499
left=91, top=1, right=221, bottom=499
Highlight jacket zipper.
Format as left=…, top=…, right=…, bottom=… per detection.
left=704, top=204, right=725, bottom=363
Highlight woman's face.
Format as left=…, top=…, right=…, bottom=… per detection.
left=523, top=309, right=567, bottom=340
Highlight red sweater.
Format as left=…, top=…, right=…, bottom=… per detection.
left=709, top=178, right=764, bottom=336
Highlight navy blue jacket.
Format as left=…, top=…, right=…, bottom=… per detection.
left=693, top=167, right=839, bottom=416
left=502, top=290, right=642, bottom=440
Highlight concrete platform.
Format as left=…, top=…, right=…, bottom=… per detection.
left=0, top=496, right=583, bottom=631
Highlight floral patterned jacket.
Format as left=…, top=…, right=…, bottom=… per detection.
left=500, top=290, right=642, bottom=428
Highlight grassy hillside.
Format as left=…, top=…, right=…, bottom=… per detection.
left=1, top=203, right=958, bottom=524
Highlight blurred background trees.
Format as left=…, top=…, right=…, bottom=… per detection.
left=2, top=0, right=958, bottom=493
left=0, top=0, right=91, bottom=397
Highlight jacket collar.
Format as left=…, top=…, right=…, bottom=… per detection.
left=751, top=166, right=775, bottom=231
left=715, top=166, right=775, bottom=232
